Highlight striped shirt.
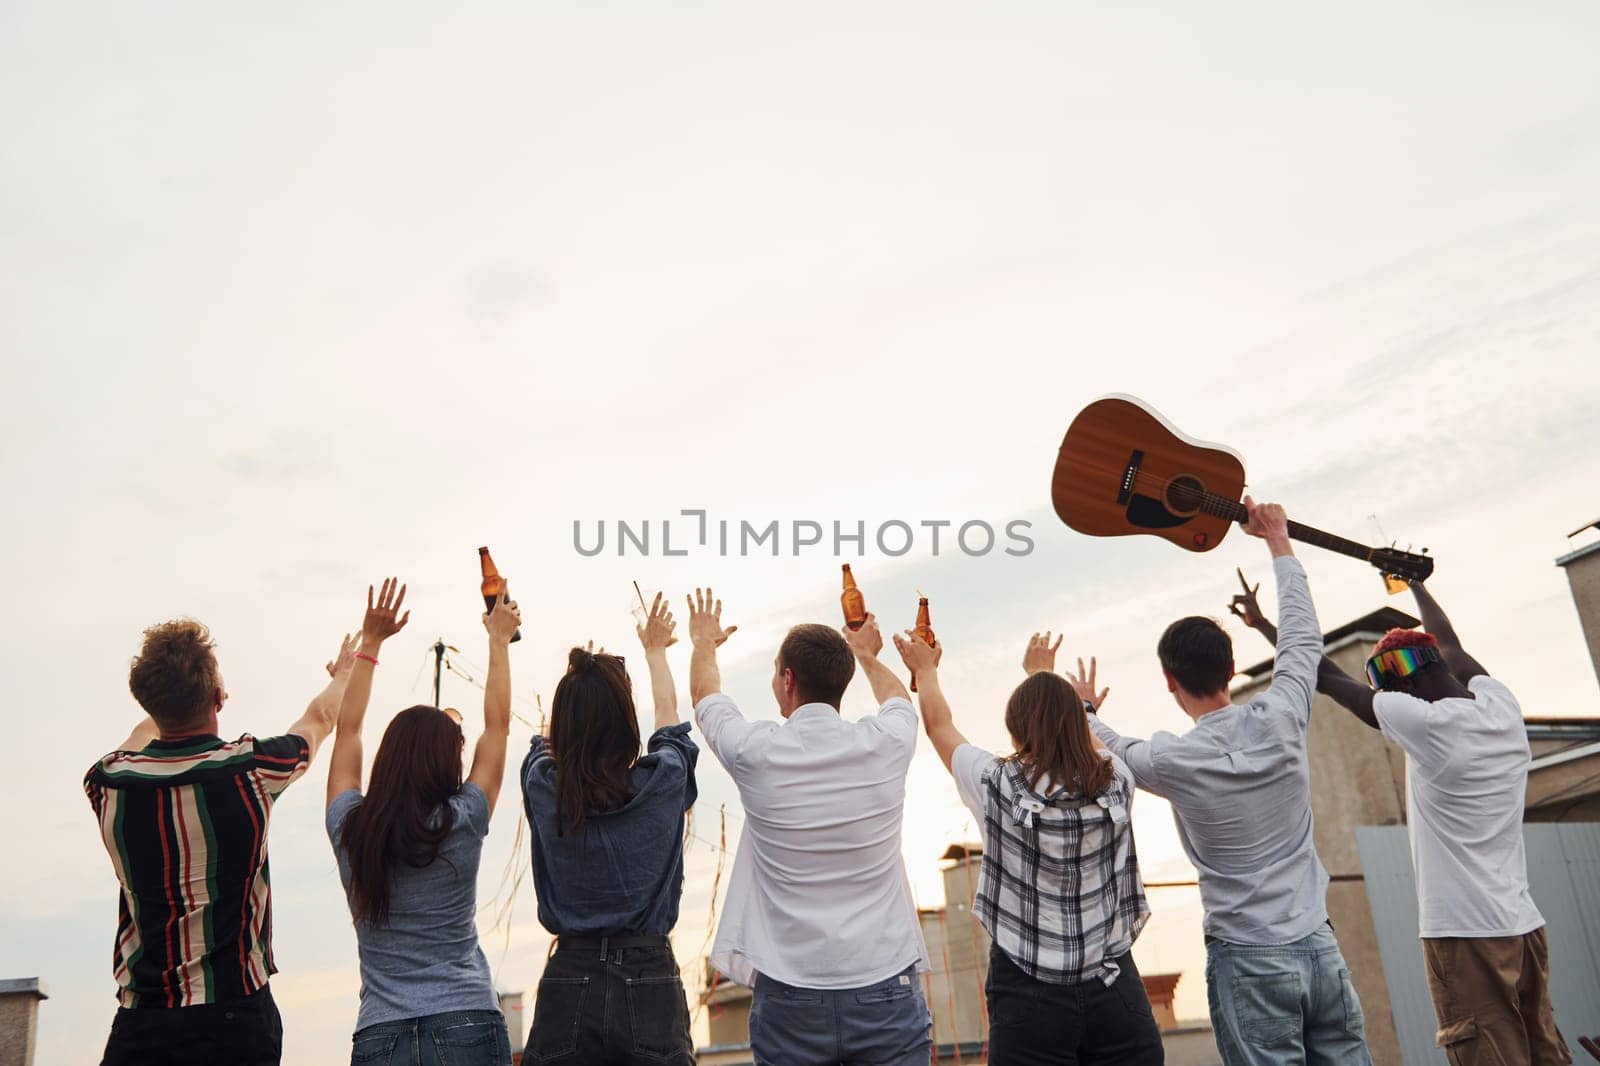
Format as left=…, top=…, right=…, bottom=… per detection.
left=84, top=733, right=311, bottom=1008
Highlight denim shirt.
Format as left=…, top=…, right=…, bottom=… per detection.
left=521, top=722, right=698, bottom=936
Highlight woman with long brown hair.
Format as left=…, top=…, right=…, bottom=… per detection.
left=893, top=629, right=1163, bottom=1066
left=519, top=593, right=697, bottom=1065
left=323, top=578, right=523, bottom=1066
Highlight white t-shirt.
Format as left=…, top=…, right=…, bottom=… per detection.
left=1373, top=675, right=1544, bottom=939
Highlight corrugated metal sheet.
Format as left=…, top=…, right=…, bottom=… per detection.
left=1358, top=824, right=1600, bottom=1065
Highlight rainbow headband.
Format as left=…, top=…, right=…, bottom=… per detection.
left=1365, top=645, right=1443, bottom=689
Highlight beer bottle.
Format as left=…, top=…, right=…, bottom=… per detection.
left=478, top=546, right=522, bottom=643
left=841, top=564, right=867, bottom=630
left=910, top=594, right=935, bottom=692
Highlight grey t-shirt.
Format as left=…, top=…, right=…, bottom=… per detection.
left=326, top=782, right=498, bottom=1031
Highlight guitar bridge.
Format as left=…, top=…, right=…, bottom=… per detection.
left=1118, top=450, right=1143, bottom=505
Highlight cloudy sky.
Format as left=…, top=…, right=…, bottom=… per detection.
left=4, top=1, right=1600, bottom=1061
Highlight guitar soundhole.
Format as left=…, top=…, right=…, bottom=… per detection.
left=1165, top=475, right=1204, bottom=515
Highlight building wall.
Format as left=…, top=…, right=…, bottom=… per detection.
left=0, top=993, right=41, bottom=1066
left=922, top=855, right=991, bottom=1047
left=1559, top=542, right=1600, bottom=690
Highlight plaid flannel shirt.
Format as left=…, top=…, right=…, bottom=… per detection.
left=973, top=757, right=1149, bottom=986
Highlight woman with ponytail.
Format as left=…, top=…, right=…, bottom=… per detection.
left=893, top=629, right=1163, bottom=1066
left=519, top=593, right=697, bottom=1065
left=324, top=579, right=523, bottom=1066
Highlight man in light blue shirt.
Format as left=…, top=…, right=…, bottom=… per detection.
left=1089, top=498, right=1372, bottom=1066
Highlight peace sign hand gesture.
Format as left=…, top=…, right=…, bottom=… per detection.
left=1228, top=568, right=1266, bottom=629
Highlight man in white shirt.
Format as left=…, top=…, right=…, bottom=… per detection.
left=686, top=587, right=931, bottom=1066
left=1088, top=499, right=1372, bottom=1066
left=1299, top=581, right=1569, bottom=1066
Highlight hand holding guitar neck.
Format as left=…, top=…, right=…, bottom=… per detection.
left=1239, top=496, right=1292, bottom=557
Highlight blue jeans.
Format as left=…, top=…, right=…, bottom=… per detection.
left=351, top=1010, right=511, bottom=1066
left=1205, top=925, right=1371, bottom=1066
left=749, top=963, right=932, bottom=1066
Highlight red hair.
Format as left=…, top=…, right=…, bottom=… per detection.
left=1373, top=628, right=1438, bottom=656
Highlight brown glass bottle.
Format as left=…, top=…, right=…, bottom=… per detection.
left=910, top=595, right=935, bottom=692
left=841, top=565, right=867, bottom=630
left=478, top=546, right=522, bottom=643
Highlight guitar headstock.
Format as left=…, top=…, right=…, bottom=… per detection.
left=1372, top=545, right=1433, bottom=585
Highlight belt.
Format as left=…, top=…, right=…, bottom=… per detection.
left=554, top=934, right=670, bottom=956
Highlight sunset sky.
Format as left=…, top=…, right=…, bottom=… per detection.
left=4, top=2, right=1600, bottom=1062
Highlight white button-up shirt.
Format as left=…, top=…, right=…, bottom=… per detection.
left=694, top=693, right=930, bottom=990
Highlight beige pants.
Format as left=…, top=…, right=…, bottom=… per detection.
left=1422, top=928, right=1571, bottom=1066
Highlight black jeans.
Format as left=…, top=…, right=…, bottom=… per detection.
left=100, top=984, right=283, bottom=1066
left=986, top=946, right=1165, bottom=1066
left=524, top=935, right=693, bottom=1066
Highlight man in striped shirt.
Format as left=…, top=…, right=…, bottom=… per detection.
left=85, top=615, right=356, bottom=1066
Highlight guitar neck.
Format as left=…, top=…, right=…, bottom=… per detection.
left=1204, top=498, right=1375, bottom=565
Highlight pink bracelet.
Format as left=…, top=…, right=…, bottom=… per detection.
left=354, top=652, right=379, bottom=666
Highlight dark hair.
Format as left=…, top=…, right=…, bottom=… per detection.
left=128, top=618, right=220, bottom=730
left=338, top=705, right=464, bottom=926
left=549, top=647, right=641, bottom=836
left=778, top=624, right=855, bottom=707
left=1004, top=672, right=1113, bottom=797
left=1158, top=616, right=1234, bottom=697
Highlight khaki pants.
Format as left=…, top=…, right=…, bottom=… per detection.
left=1422, top=928, right=1570, bottom=1066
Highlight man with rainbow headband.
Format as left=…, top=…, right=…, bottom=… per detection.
left=1231, top=575, right=1570, bottom=1066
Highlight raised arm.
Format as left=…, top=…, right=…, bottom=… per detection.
left=1241, top=498, right=1322, bottom=712
left=893, top=633, right=963, bottom=770
left=1410, top=582, right=1487, bottom=683
left=327, top=578, right=411, bottom=805
left=289, top=630, right=361, bottom=763
left=636, top=592, right=681, bottom=731
left=1315, top=656, right=1378, bottom=729
left=687, top=586, right=736, bottom=706
left=467, top=588, right=522, bottom=815
left=843, top=614, right=911, bottom=706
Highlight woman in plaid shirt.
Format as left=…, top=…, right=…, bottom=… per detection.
left=894, top=632, right=1163, bottom=1066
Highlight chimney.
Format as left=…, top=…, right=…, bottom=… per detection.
left=1556, top=519, right=1600, bottom=694
left=0, top=979, right=47, bottom=1066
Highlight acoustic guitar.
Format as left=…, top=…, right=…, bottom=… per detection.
left=1050, top=394, right=1434, bottom=584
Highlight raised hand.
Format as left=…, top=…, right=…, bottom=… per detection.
left=363, top=577, right=411, bottom=646
left=484, top=585, right=522, bottom=645
left=1228, top=567, right=1267, bottom=629
left=843, top=613, right=884, bottom=660
left=1240, top=496, right=1288, bottom=541
left=1067, top=656, right=1110, bottom=710
left=1023, top=631, right=1063, bottom=676
left=686, top=587, right=737, bottom=648
left=326, top=632, right=358, bottom=678
left=636, top=591, right=679, bottom=652
left=893, top=631, right=941, bottom=678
